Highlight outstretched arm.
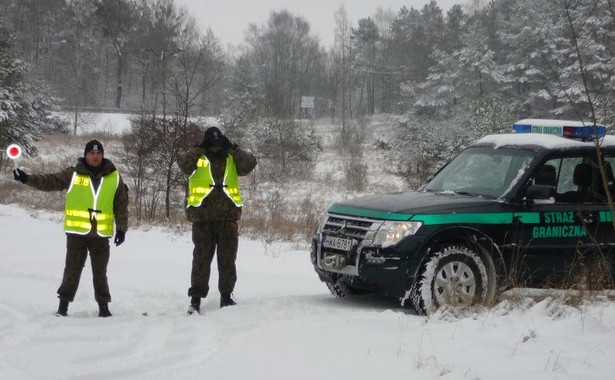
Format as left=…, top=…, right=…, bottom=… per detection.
left=18, top=167, right=74, bottom=191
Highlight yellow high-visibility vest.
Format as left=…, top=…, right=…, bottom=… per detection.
left=187, top=155, right=243, bottom=207
left=64, top=171, right=119, bottom=237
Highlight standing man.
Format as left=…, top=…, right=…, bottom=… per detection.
left=12, top=140, right=128, bottom=317
left=178, top=126, right=257, bottom=314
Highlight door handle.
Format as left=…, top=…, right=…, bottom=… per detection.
left=579, top=212, right=597, bottom=225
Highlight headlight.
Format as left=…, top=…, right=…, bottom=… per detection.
left=315, top=214, right=329, bottom=234
left=373, top=221, right=422, bottom=248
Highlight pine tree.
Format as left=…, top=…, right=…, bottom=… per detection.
left=0, top=19, right=58, bottom=156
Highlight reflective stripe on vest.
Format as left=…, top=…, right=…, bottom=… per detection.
left=64, top=171, right=119, bottom=237
left=187, top=155, right=243, bottom=207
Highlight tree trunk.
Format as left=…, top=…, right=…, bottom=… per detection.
left=165, top=161, right=173, bottom=219
left=115, top=45, right=123, bottom=109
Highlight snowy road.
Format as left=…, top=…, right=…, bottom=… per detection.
left=2, top=203, right=615, bottom=380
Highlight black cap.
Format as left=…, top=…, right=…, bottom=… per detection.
left=203, top=127, right=225, bottom=147
left=84, top=140, right=104, bottom=156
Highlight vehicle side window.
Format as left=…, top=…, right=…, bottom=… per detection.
left=554, top=157, right=581, bottom=195
left=543, top=156, right=611, bottom=204
left=600, top=156, right=615, bottom=200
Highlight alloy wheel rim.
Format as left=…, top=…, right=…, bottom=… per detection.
left=434, top=261, right=477, bottom=307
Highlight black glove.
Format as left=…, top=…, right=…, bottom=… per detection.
left=114, top=230, right=125, bottom=246
left=13, top=168, right=28, bottom=183
left=220, top=135, right=232, bottom=151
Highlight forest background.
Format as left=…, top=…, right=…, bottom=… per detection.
left=1, top=0, right=615, bottom=243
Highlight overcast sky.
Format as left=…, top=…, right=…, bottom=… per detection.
left=175, top=0, right=466, bottom=48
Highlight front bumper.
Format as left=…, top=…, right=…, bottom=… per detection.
left=310, top=213, right=423, bottom=294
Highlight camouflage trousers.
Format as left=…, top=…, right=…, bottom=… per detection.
left=57, top=234, right=111, bottom=303
left=188, top=220, right=239, bottom=298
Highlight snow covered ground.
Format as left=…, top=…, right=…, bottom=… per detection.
left=52, top=112, right=220, bottom=136
left=2, top=203, right=615, bottom=380
left=53, top=112, right=133, bottom=136
left=3, top=113, right=615, bottom=379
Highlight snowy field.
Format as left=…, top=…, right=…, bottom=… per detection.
left=2, top=203, right=615, bottom=380
left=52, top=112, right=219, bottom=136
left=53, top=112, right=133, bottom=135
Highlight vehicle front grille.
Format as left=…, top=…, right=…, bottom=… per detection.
left=322, top=214, right=378, bottom=240
left=318, top=214, right=382, bottom=275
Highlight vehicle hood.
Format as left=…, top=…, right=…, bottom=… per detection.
left=328, top=191, right=501, bottom=221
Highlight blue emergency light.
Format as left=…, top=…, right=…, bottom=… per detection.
left=512, top=119, right=606, bottom=141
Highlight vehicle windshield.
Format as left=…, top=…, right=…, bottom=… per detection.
left=423, top=146, right=536, bottom=199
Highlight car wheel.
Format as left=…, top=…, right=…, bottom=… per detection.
left=326, top=280, right=354, bottom=297
left=325, top=278, right=369, bottom=298
left=411, top=245, right=496, bottom=315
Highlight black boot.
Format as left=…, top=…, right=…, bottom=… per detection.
left=187, top=296, right=201, bottom=315
left=98, top=303, right=112, bottom=318
left=56, top=299, right=69, bottom=317
left=220, top=293, right=236, bottom=308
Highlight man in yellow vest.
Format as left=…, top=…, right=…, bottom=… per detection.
left=12, top=140, right=129, bottom=317
left=178, top=126, right=257, bottom=314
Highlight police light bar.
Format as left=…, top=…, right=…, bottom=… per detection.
left=512, top=119, right=606, bottom=141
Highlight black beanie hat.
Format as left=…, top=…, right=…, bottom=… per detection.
left=84, top=139, right=104, bottom=156
left=203, top=126, right=224, bottom=147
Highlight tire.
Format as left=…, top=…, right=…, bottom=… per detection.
left=411, top=245, right=496, bottom=315
left=325, top=278, right=368, bottom=298
left=326, top=280, right=354, bottom=297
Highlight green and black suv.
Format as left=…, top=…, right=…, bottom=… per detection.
left=311, top=119, right=615, bottom=314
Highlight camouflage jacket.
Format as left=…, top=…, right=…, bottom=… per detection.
left=25, top=158, right=129, bottom=233
left=178, top=145, right=257, bottom=222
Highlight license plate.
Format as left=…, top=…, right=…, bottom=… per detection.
left=323, top=235, right=353, bottom=251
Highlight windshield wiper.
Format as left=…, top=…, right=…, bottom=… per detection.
left=453, top=191, right=475, bottom=196
left=431, top=190, right=473, bottom=196
left=433, top=189, right=496, bottom=199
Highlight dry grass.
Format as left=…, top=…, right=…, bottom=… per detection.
left=240, top=194, right=321, bottom=243
left=498, top=244, right=615, bottom=309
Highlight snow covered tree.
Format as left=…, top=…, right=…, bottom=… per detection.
left=540, top=0, right=615, bottom=121
left=425, top=23, right=506, bottom=105
left=0, top=19, right=59, bottom=157
left=496, top=0, right=555, bottom=114
left=219, top=55, right=265, bottom=144
left=444, top=5, right=466, bottom=53
left=386, top=115, right=466, bottom=187
left=251, top=117, right=321, bottom=181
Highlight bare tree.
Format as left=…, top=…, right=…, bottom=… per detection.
left=62, top=0, right=97, bottom=135
left=334, top=5, right=352, bottom=129
left=121, top=116, right=202, bottom=221
left=245, top=10, right=324, bottom=118
left=352, top=17, right=379, bottom=115
left=119, top=115, right=159, bottom=221
left=94, top=0, right=137, bottom=109
left=168, top=26, right=226, bottom=123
